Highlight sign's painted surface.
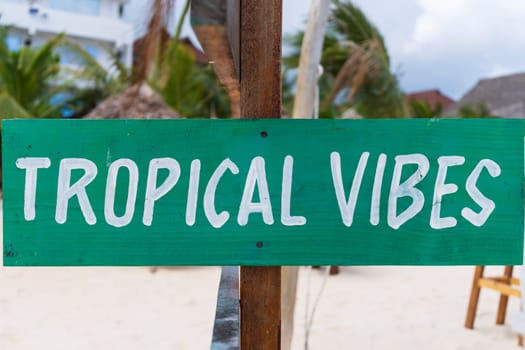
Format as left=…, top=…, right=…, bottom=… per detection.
left=3, top=119, right=523, bottom=266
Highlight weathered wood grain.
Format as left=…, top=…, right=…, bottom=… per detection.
left=240, top=266, right=281, bottom=350
left=211, top=266, right=240, bottom=350
left=237, top=1, right=283, bottom=349
left=239, top=0, right=282, bottom=118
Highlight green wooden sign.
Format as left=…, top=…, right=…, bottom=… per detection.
left=2, top=119, right=523, bottom=266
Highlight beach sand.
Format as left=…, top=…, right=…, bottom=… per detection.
left=0, top=265, right=520, bottom=349
left=0, top=266, right=220, bottom=350
left=293, top=266, right=521, bottom=350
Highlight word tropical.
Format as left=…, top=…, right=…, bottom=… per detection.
left=16, top=152, right=500, bottom=230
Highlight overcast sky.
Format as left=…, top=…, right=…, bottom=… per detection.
left=126, top=0, right=525, bottom=100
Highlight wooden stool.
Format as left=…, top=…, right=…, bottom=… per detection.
left=312, top=266, right=340, bottom=275
left=465, top=266, right=522, bottom=345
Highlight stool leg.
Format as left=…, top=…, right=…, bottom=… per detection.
left=496, top=265, right=514, bottom=325
left=465, top=266, right=485, bottom=329
left=519, top=335, right=523, bottom=347
left=329, top=266, right=340, bottom=275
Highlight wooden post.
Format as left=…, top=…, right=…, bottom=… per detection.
left=237, top=0, right=283, bottom=349
left=238, top=0, right=282, bottom=117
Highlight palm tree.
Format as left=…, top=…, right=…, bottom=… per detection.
left=284, top=0, right=407, bottom=118
left=0, top=26, right=127, bottom=119
left=61, top=39, right=132, bottom=116
left=151, top=39, right=230, bottom=118
left=0, top=28, right=65, bottom=118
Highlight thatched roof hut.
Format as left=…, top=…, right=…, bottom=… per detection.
left=84, top=83, right=180, bottom=119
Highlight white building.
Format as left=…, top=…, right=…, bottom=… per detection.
left=0, top=0, right=134, bottom=69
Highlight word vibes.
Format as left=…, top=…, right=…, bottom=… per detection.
left=16, top=152, right=501, bottom=230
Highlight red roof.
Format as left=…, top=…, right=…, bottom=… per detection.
left=405, top=89, right=455, bottom=110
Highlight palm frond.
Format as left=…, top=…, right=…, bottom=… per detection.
left=0, top=92, right=31, bottom=120
left=331, top=0, right=389, bottom=64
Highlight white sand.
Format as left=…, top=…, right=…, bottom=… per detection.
left=0, top=266, right=520, bottom=349
left=293, top=266, right=521, bottom=350
left=0, top=267, right=221, bottom=350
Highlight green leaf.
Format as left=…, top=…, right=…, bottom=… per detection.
left=0, top=92, right=31, bottom=120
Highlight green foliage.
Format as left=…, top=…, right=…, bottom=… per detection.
left=150, top=39, right=230, bottom=118
left=331, top=0, right=389, bottom=63
left=0, top=27, right=129, bottom=119
left=0, top=92, right=31, bottom=119
left=281, top=70, right=296, bottom=116
left=283, top=32, right=348, bottom=82
left=346, top=42, right=406, bottom=118
left=0, top=29, right=64, bottom=117
left=59, top=40, right=131, bottom=116
left=408, top=99, right=443, bottom=118
left=283, top=0, right=406, bottom=118
left=457, top=102, right=496, bottom=118
left=135, top=0, right=229, bottom=118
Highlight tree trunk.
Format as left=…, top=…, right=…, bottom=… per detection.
left=292, top=0, right=331, bottom=118
left=284, top=2, right=331, bottom=349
